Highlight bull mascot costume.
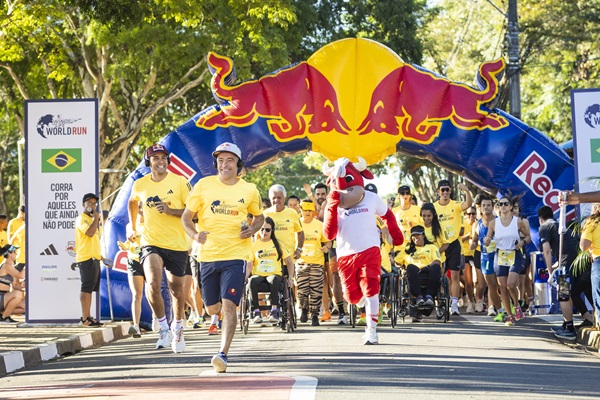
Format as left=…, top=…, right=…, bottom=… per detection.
left=322, top=157, right=404, bottom=345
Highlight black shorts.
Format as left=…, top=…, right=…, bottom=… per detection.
left=444, top=239, right=462, bottom=271
left=464, top=250, right=481, bottom=270
left=185, top=257, right=192, bottom=276
left=200, top=259, right=246, bottom=306
left=140, top=246, right=188, bottom=277
left=127, top=258, right=145, bottom=277
left=79, top=258, right=100, bottom=293
left=519, top=250, right=528, bottom=275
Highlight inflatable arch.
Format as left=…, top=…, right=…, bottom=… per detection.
left=101, top=38, right=574, bottom=320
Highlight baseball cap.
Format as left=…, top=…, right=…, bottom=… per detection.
left=410, top=225, right=425, bottom=236
left=437, top=179, right=451, bottom=189
left=301, top=201, right=315, bottom=211
left=364, top=183, right=378, bottom=194
left=397, top=185, right=411, bottom=194
left=82, top=193, right=99, bottom=203
left=0, top=244, right=19, bottom=257
left=145, top=143, right=169, bottom=159
left=212, top=142, right=242, bottom=160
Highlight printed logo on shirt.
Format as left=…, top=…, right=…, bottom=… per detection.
left=146, top=195, right=162, bottom=208
left=210, top=200, right=239, bottom=215
left=343, top=207, right=369, bottom=217
left=238, top=198, right=245, bottom=203
left=167, top=189, right=174, bottom=194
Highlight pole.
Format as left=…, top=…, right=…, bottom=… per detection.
left=507, top=0, right=521, bottom=119
left=17, top=138, right=25, bottom=206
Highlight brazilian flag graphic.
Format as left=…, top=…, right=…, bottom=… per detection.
left=42, top=149, right=82, bottom=173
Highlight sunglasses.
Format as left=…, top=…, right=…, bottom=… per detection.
left=440, top=187, right=450, bottom=192
left=498, top=201, right=511, bottom=206
left=466, top=212, right=476, bottom=215
left=399, top=191, right=411, bottom=195
left=260, top=228, right=272, bottom=232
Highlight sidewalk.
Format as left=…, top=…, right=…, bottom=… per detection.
left=0, top=316, right=130, bottom=377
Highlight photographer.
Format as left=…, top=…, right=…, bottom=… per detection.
left=0, top=244, right=25, bottom=323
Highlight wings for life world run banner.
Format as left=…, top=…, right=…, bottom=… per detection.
left=571, top=89, right=600, bottom=218
left=25, top=99, right=99, bottom=323
left=102, top=38, right=576, bottom=321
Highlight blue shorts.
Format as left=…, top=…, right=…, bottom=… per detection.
left=481, top=252, right=495, bottom=275
left=494, top=250, right=524, bottom=277
left=200, top=259, right=247, bottom=306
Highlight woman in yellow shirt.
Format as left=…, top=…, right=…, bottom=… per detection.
left=249, top=217, right=295, bottom=324
left=580, top=203, right=600, bottom=326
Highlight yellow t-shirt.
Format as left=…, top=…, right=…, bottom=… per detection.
left=130, top=173, right=191, bottom=251
left=9, top=224, right=26, bottom=264
left=581, top=219, right=600, bottom=258
left=75, top=213, right=101, bottom=262
left=263, top=206, right=302, bottom=256
left=434, top=200, right=463, bottom=243
left=396, top=244, right=441, bottom=269
left=461, top=220, right=476, bottom=257
left=424, top=225, right=448, bottom=263
left=7, top=217, right=24, bottom=243
left=252, top=239, right=290, bottom=277
left=0, top=230, right=7, bottom=264
left=393, top=204, right=422, bottom=239
left=187, top=175, right=262, bottom=262
left=298, top=218, right=328, bottom=265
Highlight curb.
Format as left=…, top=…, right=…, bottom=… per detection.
left=0, top=322, right=130, bottom=377
left=579, top=327, right=600, bottom=352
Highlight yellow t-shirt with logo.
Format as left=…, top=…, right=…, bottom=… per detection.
left=75, top=213, right=101, bottom=262
left=424, top=225, right=448, bottom=263
left=434, top=200, right=463, bottom=243
left=461, top=220, right=476, bottom=257
left=298, top=218, right=328, bottom=265
left=393, top=204, right=422, bottom=238
left=263, top=206, right=302, bottom=256
left=581, top=219, right=600, bottom=258
left=395, top=244, right=440, bottom=269
left=252, top=239, right=290, bottom=277
left=187, top=175, right=262, bottom=262
left=0, top=230, right=7, bottom=264
left=130, top=173, right=191, bottom=251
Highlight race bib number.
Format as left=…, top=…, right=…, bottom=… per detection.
left=498, top=249, right=515, bottom=267
left=258, top=260, right=277, bottom=274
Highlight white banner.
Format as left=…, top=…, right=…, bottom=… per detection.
left=571, top=89, right=600, bottom=218
left=25, top=99, right=99, bottom=323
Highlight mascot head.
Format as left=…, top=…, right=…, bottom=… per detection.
left=322, top=157, right=374, bottom=208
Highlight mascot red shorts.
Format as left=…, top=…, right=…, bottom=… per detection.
left=337, top=246, right=381, bottom=304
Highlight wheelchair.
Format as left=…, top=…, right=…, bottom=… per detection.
left=397, top=265, right=450, bottom=323
left=239, top=272, right=297, bottom=334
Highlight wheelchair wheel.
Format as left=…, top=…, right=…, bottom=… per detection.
left=398, top=273, right=409, bottom=323
left=349, top=303, right=357, bottom=328
left=284, top=279, right=295, bottom=333
left=390, top=274, right=398, bottom=328
left=436, top=275, right=450, bottom=322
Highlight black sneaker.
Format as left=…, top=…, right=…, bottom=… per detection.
left=576, top=319, right=594, bottom=330
left=311, top=314, right=320, bottom=326
left=554, top=327, right=577, bottom=341
left=300, top=308, right=308, bottom=323
left=416, top=296, right=425, bottom=306
left=0, top=316, right=18, bottom=323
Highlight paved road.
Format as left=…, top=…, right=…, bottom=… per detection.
left=1, top=314, right=598, bottom=399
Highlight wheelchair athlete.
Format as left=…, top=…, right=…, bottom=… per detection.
left=396, top=225, right=442, bottom=309
left=248, top=217, right=295, bottom=324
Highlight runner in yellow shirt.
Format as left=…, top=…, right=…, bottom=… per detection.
left=128, top=143, right=191, bottom=353
left=434, top=179, right=472, bottom=316
left=264, top=184, right=304, bottom=260
left=182, top=142, right=264, bottom=373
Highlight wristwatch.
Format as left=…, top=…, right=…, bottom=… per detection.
left=296, top=247, right=303, bottom=253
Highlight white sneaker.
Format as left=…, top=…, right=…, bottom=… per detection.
left=128, top=324, right=141, bottom=338
left=156, top=328, right=173, bottom=349
left=171, top=327, right=185, bottom=353
left=337, top=315, right=348, bottom=325
left=457, top=297, right=464, bottom=308
left=363, top=327, right=379, bottom=345
left=466, top=302, right=475, bottom=314
left=475, top=300, right=485, bottom=313
left=487, top=306, right=497, bottom=317
left=451, top=303, right=460, bottom=316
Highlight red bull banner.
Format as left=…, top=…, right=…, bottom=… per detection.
left=101, top=38, right=574, bottom=320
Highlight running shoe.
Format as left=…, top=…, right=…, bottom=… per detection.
left=156, top=328, right=173, bottom=349
left=504, top=315, right=516, bottom=326
left=320, top=310, right=331, bottom=322
left=424, top=295, right=434, bottom=307
left=493, top=312, right=505, bottom=323
left=466, top=302, right=475, bottom=314
left=128, top=324, right=141, bottom=338
left=171, top=327, right=185, bottom=353
left=337, top=314, right=348, bottom=325
left=458, top=296, right=464, bottom=308
left=363, top=327, right=379, bottom=345
left=300, top=308, right=308, bottom=323
left=416, top=296, right=425, bottom=306
left=451, top=303, right=460, bottom=316
left=211, top=352, right=228, bottom=373
left=475, top=300, right=485, bottom=313
left=252, top=311, right=262, bottom=324
left=576, top=319, right=594, bottom=330
left=356, top=313, right=367, bottom=326
left=1, top=316, right=18, bottom=323
left=553, top=328, right=577, bottom=341
left=311, top=314, right=320, bottom=326
left=268, top=309, right=280, bottom=323
left=514, top=306, right=525, bottom=321
left=487, top=306, right=497, bottom=317
left=208, top=324, right=219, bottom=335
left=551, top=322, right=567, bottom=332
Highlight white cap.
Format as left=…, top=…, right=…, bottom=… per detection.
left=212, top=142, right=242, bottom=160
